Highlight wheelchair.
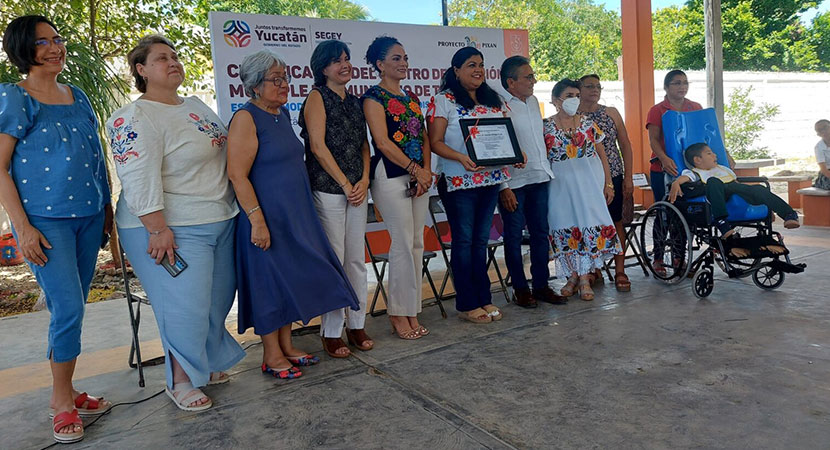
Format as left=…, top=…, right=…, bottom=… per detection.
left=638, top=109, right=805, bottom=298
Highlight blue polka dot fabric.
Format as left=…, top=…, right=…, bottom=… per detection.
left=0, top=83, right=110, bottom=218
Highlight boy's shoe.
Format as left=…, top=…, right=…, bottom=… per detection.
left=715, top=218, right=736, bottom=239
left=783, top=212, right=800, bottom=229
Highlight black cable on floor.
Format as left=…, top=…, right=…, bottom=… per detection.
left=40, top=389, right=165, bottom=450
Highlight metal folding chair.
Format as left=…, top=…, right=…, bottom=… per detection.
left=603, top=210, right=650, bottom=280
left=426, top=195, right=509, bottom=303
left=118, top=239, right=163, bottom=388
left=366, top=206, right=447, bottom=318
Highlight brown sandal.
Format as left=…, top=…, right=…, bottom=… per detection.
left=614, top=272, right=631, bottom=292
left=345, top=328, right=374, bottom=351
left=320, top=337, right=351, bottom=358
left=578, top=279, right=594, bottom=301
left=457, top=307, right=492, bottom=324
left=560, top=275, right=579, bottom=297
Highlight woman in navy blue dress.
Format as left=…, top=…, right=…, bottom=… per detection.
left=227, top=50, right=359, bottom=379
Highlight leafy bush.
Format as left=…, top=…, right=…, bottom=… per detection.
left=724, top=86, right=780, bottom=159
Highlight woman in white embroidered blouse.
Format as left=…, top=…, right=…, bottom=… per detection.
left=107, top=35, right=244, bottom=413
left=428, top=47, right=525, bottom=324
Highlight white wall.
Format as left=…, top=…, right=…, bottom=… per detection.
left=533, top=70, right=830, bottom=160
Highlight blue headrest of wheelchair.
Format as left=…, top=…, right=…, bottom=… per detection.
left=662, top=108, right=729, bottom=173
left=662, top=108, right=769, bottom=222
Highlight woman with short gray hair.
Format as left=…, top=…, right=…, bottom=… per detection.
left=227, top=49, right=359, bottom=377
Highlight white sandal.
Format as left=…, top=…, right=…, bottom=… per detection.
left=165, top=382, right=212, bottom=412
left=207, top=372, right=230, bottom=386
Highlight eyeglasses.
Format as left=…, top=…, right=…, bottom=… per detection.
left=582, top=84, right=603, bottom=90
left=669, top=81, right=690, bottom=87
left=521, top=73, right=536, bottom=81
left=35, top=37, right=68, bottom=47
left=263, top=75, right=291, bottom=87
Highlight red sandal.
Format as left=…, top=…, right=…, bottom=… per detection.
left=52, top=409, right=83, bottom=444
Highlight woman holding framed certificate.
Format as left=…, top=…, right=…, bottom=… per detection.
left=428, top=47, right=524, bottom=324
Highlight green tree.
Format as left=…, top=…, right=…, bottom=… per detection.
left=653, top=0, right=825, bottom=71
left=723, top=86, right=779, bottom=159
left=806, top=11, right=830, bottom=69
left=448, top=0, right=621, bottom=81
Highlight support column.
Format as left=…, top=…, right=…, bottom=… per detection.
left=704, top=0, right=725, bottom=133
left=621, top=0, right=655, bottom=205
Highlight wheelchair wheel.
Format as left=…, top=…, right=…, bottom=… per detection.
left=692, top=267, right=714, bottom=298
left=752, top=264, right=785, bottom=290
left=639, top=201, right=693, bottom=284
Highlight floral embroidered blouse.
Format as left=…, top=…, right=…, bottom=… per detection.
left=0, top=83, right=110, bottom=218
left=106, top=96, right=238, bottom=229
left=361, top=85, right=425, bottom=180
left=543, top=115, right=606, bottom=163
left=429, top=91, right=511, bottom=192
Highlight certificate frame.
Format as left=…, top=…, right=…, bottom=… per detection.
left=459, top=117, right=523, bottom=166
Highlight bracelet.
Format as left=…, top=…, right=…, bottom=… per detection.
left=606, top=183, right=614, bottom=189
left=339, top=180, right=349, bottom=188
left=149, top=226, right=168, bottom=236
left=246, top=205, right=261, bottom=217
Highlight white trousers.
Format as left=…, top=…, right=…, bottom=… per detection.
left=312, top=191, right=368, bottom=338
left=370, top=163, right=430, bottom=317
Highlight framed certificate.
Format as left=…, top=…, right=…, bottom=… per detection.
left=459, top=117, right=523, bottom=166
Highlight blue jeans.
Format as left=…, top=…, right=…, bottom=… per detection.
left=119, top=218, right=245, bottom=389
left=12, top=212, right=104, bottom=363
left=496, top=181, right=550, bottom=291
left=438, top=177, right=499, bottom=312
left=650, top=170, right=667, bottom=202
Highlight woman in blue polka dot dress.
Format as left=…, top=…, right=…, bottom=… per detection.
left=0, top=16, right=112, bottom=443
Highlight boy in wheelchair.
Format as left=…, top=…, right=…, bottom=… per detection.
left=668, top=143, right=800, bottom=256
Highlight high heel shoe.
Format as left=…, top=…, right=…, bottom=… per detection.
left=390, top=323, right=421, bottom=340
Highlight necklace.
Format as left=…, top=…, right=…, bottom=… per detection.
left=252, top=99, right=282, bottom=123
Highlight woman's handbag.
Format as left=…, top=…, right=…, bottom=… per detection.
left=814, top=172, right=830, bottom=190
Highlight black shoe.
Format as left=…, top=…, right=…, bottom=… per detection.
left=532, top=286, right=568, bottom=305
left=512, top=288, right=538, bottom=309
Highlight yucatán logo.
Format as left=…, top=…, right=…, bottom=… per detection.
left=223, top=20, right=251, bottom=47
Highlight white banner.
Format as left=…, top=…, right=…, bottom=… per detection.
left=208, top=11, right=529, bottom=128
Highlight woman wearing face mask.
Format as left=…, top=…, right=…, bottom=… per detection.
left=362, top=36, right=432, bottom=339
left=543, top=79, right=620, bottom=301
left=428, top=46, right=525, bottom=324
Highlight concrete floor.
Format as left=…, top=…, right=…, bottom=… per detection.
left=1, top=225, right=829, bottom=449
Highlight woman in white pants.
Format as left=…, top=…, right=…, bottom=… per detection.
left=362, top=36, right=433, bottom=339
left=299, top=40, right=372, bottom=357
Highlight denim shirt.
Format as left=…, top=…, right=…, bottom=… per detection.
left=0, top=83, right=110, bottom=218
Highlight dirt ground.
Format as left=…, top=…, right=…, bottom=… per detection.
left=0, top=246, right=140, bottom=318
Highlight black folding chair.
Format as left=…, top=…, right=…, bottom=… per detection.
left=365, top=206, right=447, bottom=318
left=118, top=239, right=163, bottom=388
left=427, top=195, right=509, bottom=303
left=603, top=210, right=650, bottom=280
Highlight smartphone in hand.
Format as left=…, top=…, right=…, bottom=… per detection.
left=160, top=250, right=188, bottom=277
